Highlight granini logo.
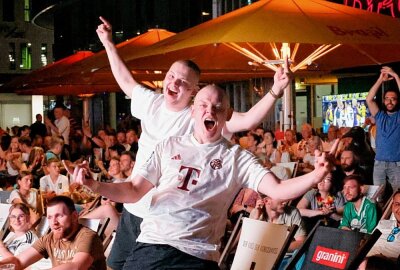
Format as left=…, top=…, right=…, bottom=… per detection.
left=311, top=246, right=349, bottom=269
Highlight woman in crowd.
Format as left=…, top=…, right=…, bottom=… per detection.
left=296, top=173, right=345, bottom=232
left=0, top=203, right=39, bottom=258
left=256, top=130, right=282, bottom=165
left=8, top=171, right=42, bottom=226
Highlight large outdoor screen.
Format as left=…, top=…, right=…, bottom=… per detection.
left=322, top=92, right=370, bottom=133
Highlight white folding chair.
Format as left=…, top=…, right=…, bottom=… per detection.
left=0, top=203, right=11, bottom=239
left=228, top=217, right=298, bottom=270
left=362, top=184, right=385, bottom=202
left=275, top=162, right=299, bottom=178
left=79, top=217, right=110, bottom=238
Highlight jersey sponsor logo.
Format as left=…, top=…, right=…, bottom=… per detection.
left=311, top=246, right=349, bottom=269
left=177, top=166, right=200, bottom=191
left=210, top=159, right=222, bottom=170
left=171, top=154, right=182, bottom=160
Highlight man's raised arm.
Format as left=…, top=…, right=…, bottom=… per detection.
left=73, top=163, right=154, bottom=203
left=225, top=56, right=291, bottom=133
left=97, top=16, right=139, bottom=98
left=258, top=139, right=338, bottom=200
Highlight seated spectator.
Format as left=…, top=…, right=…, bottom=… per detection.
left=250, top=195, right=307, bottom=252
left=297, top=173, right=345, bottom=232
left=294, top=123, right=314, bottom=160
left=119, top=151, right=135, bottom=178
left=116, top=130, right=130, bottom=151
left=0, top=196, right=107, bottom=269
left=21, top=146, right=45, bottom=188
left=97, top=156, right=126, bottom=183
left=5, top=136, right=21, bottom=177
left=229, top=188, right=259, bottom=224
left=246, top=133, right=262, bottom=154
left=278, top=129, right=298, bottom=162
left=45, top=136, right=64, bottom=161
left=321, top=125, right=338, bottom=152
left=126, top=129, right=139, bottom=154
left=250, top=195, right=307, bottom=269
left=359, top=190, right=400, bottom=269
left=299, top=136, right=322, bottom=174
left=39, top=158, right=70, bottom=197
left=339, top=175, right=378, bottom=233
left=0, top=203, right=39, bottom=258
left=9, top=171, right=42, bottom=225
left=256, top=130, right=281, bottom=164
left=341, top=126, right=375, bottom=184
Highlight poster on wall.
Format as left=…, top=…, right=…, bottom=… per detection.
left=322, top=92, right=370, bottom=133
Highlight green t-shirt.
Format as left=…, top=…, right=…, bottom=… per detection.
left=339, top=196, right=377, bottom=233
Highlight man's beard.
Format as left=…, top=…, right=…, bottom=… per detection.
left=342, top=163, right=356, bottom=172
left=53, top=226, right=73, bottom=240
left=347, top=193, right=361, bottom=203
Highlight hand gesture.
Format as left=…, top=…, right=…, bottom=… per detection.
left=313, top=139, right=339, bottom=184
left=273, top=56, right=292, bottom=96
left=72, top=161, right=95, bottom=187
left=381, top=66, right=398, bottom=79
left=97, top=16, right=113, bottom=45
left=255, top=198, right=264, bottom=209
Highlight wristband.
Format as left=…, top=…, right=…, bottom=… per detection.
left=269, top=88, right=282, bottom=99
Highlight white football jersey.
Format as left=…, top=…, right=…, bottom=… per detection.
left=137, top=134, right=269, bottom=261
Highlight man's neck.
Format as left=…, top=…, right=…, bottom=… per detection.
left=353, top=196, right=364, bottom=211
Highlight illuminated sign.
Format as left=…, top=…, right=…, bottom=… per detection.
left=343, top=0, right=400, bottom=18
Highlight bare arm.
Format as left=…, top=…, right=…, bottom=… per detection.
left=366, top=73, right=385, bottom=117
left=0, top=247, right=43, bottom=270
left=97, top=16, right=139, bottom=98
left=296, top=197, right=323, bottom=218
left=73, top=164, right=154, bottom=203
left=225, top=57, right=292, bottom=133
left=258, top=140, right=338, bottom=201
left=51, top=252, right=93, bottom=270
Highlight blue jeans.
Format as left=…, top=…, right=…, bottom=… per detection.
left=373, top=160, right=400, bottom=190
left=107, top=208, right=142, bottom=270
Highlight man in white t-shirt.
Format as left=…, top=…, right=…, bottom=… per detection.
left=96, top=16, right=295, bottom=270
left=45, top=105, right=70, bottom=145
left=75, top=85, right=336, bottom=269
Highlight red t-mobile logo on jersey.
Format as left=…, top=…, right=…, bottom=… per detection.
left=177, top=166, right=201, bottom=191
left=311, top=246, right=349, bottom=269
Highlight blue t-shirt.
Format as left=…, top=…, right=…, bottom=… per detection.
left=375, top=110, right=400, bottom=161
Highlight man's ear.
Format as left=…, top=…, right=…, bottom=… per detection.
left=226, top=108, right=234, bottom=121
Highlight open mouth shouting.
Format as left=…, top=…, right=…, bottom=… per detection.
left=204, top=118, right=216, bottom=131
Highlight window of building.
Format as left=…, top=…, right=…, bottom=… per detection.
left=20, top=43, right=32, bottom=70
left=8, top=43, right=16, bottom=70
left=2, top=0, right=15, bottom=21
left=41, top=43, right=48, bottom=66
left=24, top=0, right=31, bottom=22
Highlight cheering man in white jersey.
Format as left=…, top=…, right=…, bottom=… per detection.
left=97, top=16, right=293, bottom=269
left=75, top=84, right=337, bottom=269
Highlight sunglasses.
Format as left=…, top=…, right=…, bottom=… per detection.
left=387, top=227, right=400, bottom=242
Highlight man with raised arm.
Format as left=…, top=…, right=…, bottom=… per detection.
left=75, top=84, right=337, bottom=269
left=366, top=66, right=400, bottom=190
left=96, top=16, right=294, bottom=269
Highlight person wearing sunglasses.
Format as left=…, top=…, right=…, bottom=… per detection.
left=359, top=190, right=400, bottom=269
